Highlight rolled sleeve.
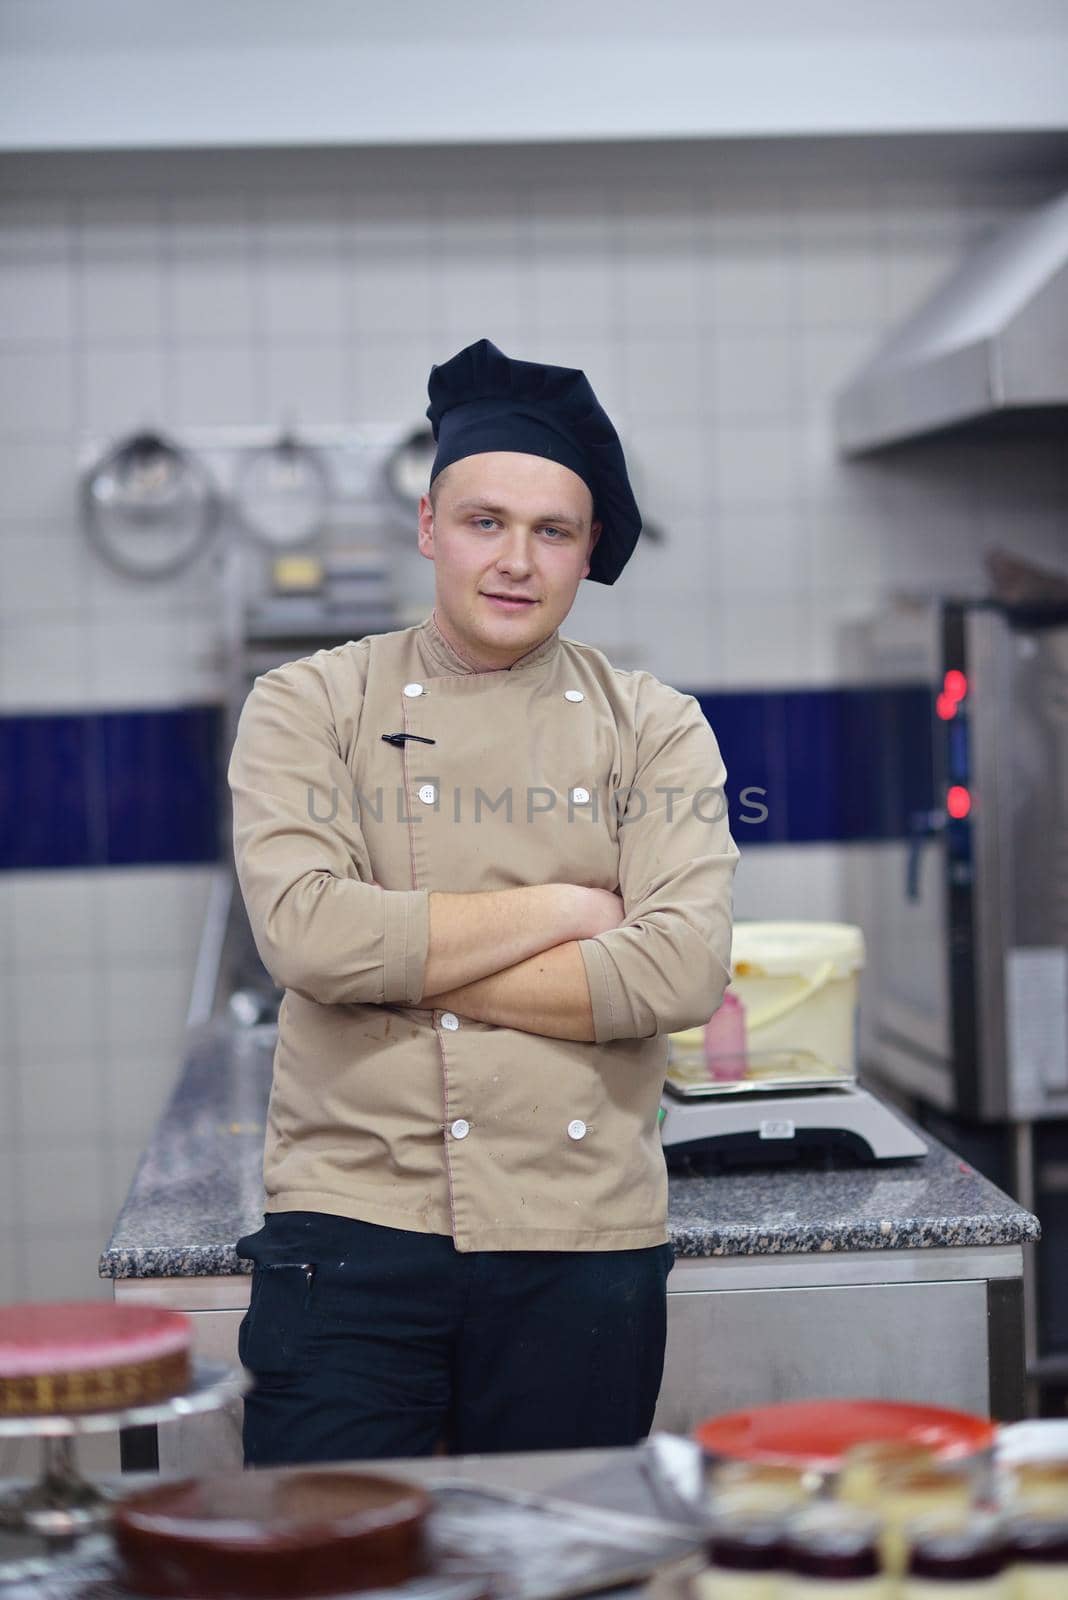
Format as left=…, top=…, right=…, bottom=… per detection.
left=228, top=656, right=430, bottom=1008
left=382, top=878, right=431, bottom=1006
left=577, top=936, right=621, bottom=1046
left=577, top=681, right=739, bottom=1044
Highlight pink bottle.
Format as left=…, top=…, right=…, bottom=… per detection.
left=704, top=989, right=749, bottom=1083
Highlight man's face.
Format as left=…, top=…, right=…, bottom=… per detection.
left=417, top=451, right=602, bottom=671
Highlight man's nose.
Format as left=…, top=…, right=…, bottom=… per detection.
left=495, top=531, right=534, bottom=574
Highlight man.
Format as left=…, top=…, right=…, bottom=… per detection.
left=229, top=338, right=739, bottom=1463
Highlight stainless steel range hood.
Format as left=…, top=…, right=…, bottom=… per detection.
left=835, top=188, right=1068, bottom=455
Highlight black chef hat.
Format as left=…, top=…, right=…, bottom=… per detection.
left=425, top=338, right=641, bottom=585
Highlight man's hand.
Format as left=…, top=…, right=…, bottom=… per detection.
left=420, top=883, right=623, bottom=997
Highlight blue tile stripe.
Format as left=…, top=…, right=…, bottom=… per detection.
left=0, top=687, right=933, bottom=870
left=699, top=684, right=935, bottom=845
left=0, top=706, right=222, bottom=870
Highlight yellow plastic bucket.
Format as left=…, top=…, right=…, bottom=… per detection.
left=726, top=921, right=866, bottom=1079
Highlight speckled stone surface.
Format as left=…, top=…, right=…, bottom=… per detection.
left=667, top=1154, right=1040, bottom=1257
left=99, top=1024, right=1039, bottom=1279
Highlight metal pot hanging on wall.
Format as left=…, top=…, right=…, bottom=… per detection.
left=81, top=430, right=221, bottom=580
left=383, top=425, right=438, bottom=516
left=232, top=430, right=332, bottom=548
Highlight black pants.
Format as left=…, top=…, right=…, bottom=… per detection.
left=236, top=1212, right=674, bottom=1465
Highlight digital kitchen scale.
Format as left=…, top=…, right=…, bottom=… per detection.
left=659, top=1079, right=928, bottom=1167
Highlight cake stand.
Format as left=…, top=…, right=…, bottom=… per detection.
left=0, top=1359, right=249, bottom=1541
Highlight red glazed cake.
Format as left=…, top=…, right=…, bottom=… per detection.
left=112, top=1470, right=432, bottom=1600
left=0, top=1301, right=192, bottom=1417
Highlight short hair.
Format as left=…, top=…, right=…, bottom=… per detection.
left=428, top=465, right=452, bottom=512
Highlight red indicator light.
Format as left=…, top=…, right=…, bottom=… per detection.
left=946, top=785, right=971, bottom=820
left=936, top=692, right=957, bottom=721
left=943, top=670, right=968, bottom=702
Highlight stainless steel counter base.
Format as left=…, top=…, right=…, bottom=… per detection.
left=659, top=1246, right=1023, bottom=1430
left=115, top=1241, right=1024, bottom=1474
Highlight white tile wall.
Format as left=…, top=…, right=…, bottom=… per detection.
left=172, top=342, right=261, bottom=429
left=529, top=198, right=617, bottom=337
left=80, top=199, right=167, bottom=344
left=0, top=525, right=89, bottom=621
left=81, top=343, right=169, bottom=435
left=0, top=199, right=76, bottom=344
left=1, top=868, right=211, bottom=1305
left=1, top=147, right=1066, bottom=1309
left=734, top=846, right=845, bottom=926
left=0, top=617, right=93, bottom=711
left=0, top=346, right=76, bottom=437
left=262, top=341, right=349, bottom=426
left=438, top=208, right=528, bottom=345
left=1, top=442, right=76, bottom=523
left=619, top=187, right=701, bottom=332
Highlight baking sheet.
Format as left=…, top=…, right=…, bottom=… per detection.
left=664, top=1067, right=853, bottom=1099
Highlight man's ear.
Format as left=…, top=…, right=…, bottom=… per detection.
left=417, top=493, right=434, bottom=560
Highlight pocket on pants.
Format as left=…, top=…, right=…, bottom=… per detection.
left=239, top=1262, right=317, bottom=1378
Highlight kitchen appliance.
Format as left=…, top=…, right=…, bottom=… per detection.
left=854, top=597, right=1068, bottom=1125
left=852, top=594, right=1068, bottom=1388
left=659, top=1081, right=927, bottom=1166
left=835, top=187, right=1068, bottom=454
left=216, top=423, right=415, bottom=700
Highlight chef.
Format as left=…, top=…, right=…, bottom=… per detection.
left=229, top=338, right=739, bottom=1464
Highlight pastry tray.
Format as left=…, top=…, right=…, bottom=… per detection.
left=0, top=1480, right=703, bottom=1600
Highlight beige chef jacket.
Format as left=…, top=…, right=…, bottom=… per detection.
left=228, top=612, right=739, bottom=1252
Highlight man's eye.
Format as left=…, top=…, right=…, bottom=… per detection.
left=542, top=526, right=567, bottom=539
left=475, top=518, right=497, bottom=530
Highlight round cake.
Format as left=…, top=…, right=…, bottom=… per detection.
left=112, top=1470, right=432, bottom=1600
left=0, top=1301, right=192, bottom=1417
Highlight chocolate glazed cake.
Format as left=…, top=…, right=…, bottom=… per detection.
left=112, top=1470, right=432, bottom=1600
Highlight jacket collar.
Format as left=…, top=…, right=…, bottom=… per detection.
left=416, top=609, right=562, bottom=678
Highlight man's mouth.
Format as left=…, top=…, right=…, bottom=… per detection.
left=482, top=592, right=538, bottom=607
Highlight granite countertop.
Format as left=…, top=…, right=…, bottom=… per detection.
left=100, top=1023, right=1040, bottom=1280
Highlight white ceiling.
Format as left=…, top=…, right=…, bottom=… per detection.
left=2, top=0, right=1067, bottom=154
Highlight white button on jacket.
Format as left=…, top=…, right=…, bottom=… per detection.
left=440, top=1012, right=459, bottom=1031
left=567, top=1119, right=587, bottom=1140
left=403, top=682, right=424, bottom=697
left=564, top=689, right=584, bottom=702
left=451, top=1119, right=470, bottom=1140
left=571, top=787, right=591, bottom=805
left=418, top=784, right=436, bottom=805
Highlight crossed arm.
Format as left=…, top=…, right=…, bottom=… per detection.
left=229, top=659, right=737, bottom=1048
left=413, top=884, right=624, bottom=1042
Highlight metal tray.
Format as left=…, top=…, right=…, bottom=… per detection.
left=0, top=1480, right=703, bottom=1600
left=664, top=1061, right=855, bottom=1099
